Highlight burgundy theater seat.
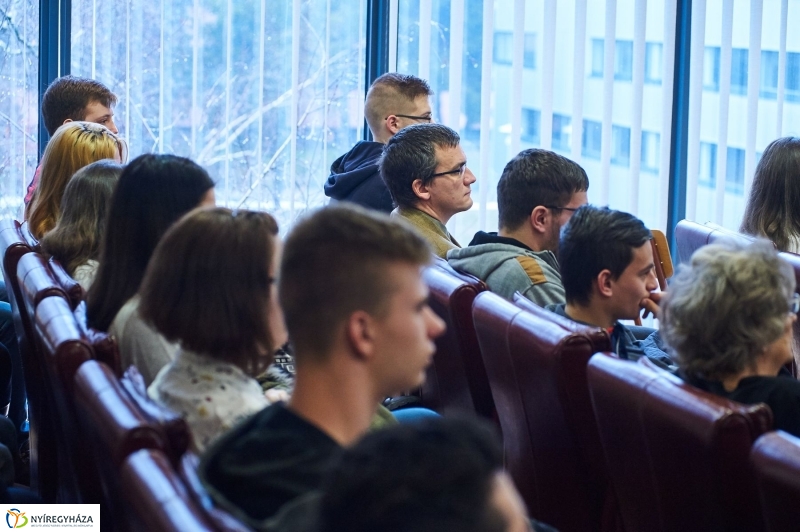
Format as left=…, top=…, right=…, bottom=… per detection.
left=751, top=431, right=800, bottom=532
left=420, top=262, right=493, bottom=417
left=119, top=365, right=191, bottom=463
left=73, top=301, right=122, bottom=376
left=473, top=291, right=612, bottom=531
left=512, top=293, right=611, bottom=352
left=674, top=219, right=757, bottom=264
left=119, top=449, right=218, bottom=531
left=48, top=257, right=85, bottom=309
left=19, top=221, right=39, bottom=251
left=588, top=355, right=770, bottom=532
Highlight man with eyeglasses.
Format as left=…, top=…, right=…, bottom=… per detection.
left=325, top=73, right=433, bottom=213
left=380, top=123, right=477, bottom=258
left=448, top=149, right=587, bottom=307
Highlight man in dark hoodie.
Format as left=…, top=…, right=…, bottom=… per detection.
left=447, top=149, right=587, bottom=307
left=324, top=73, right=433, bottom=212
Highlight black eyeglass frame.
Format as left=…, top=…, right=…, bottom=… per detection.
left=430, top=163, right=467, bottom=179
left=386, top=113, right=433, bottom=122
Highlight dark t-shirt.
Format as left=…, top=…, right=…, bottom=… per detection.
left=199, top=402, right=341, bottom=528
left=684, top=369, right=800, bottom=437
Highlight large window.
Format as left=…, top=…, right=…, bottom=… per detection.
left=0, top=0, right=38, bottom=219
left=70, top=0, right=367, bottom=228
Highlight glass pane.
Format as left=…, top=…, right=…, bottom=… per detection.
left=0, top=0, right=38, bottom=219
left=71, top=0, right=367, bottom=228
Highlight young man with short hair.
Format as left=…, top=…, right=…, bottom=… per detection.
left=380, top=123, right=477, bottom=258
left=325, top=73, right=433, bottom=213
left=26, top=75, right=118, bottom=205
left=199, top=204, right=446, bottom=528
left=551, top=205, right=674, bottom=368
left=448, top=149, right=588, bottom=306
left=318, top=417, right=539, bottom=532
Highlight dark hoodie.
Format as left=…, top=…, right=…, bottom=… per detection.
left=324, top=141, right=394, bottom=213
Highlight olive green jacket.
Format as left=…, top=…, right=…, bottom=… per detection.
left=391, top=207, right=460, bottom=258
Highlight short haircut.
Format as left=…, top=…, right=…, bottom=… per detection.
left=661, top=240, right=795, bottom=380
left=559, top=206, right=652, bottom=306
left=40, top=160, right=122, bottom=275
left=279, top=204, right=432, bottom=359
left=365, top=73, right=433, bottom=137
left=27, top=121, right=126, bottom=240
left=380, top=123, right=460, bottom=209
left=740, top=136, right=800, bottom=251
left=41, top=75, right=118, bottom=136
left=319, top=416, right=507, bottom=532
left=86, top=154, right=215, bottom=332
left=498, top=149, right=589, bottom=230
left=139, top=208, right=279, bottom=374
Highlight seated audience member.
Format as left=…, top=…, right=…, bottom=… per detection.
left=661, top=240, right=800, bottom=437
left=551, top=205, right=674, bottom=369
left=200, top=204, right=446, bottom=527
left=325, top=73, right=433, bottom=213
left=26, top=75, right=119, bottom=206
left=380, top=123, right=476, bottom=258
left=318, top=416, right=541, bottom=532
left=448, top=149, right=588, bottom=306
left=86, top=154, right=215, bottom=384
left=740, top=137, right=800, bottom=252
left=140, top=208, right=291, bottom=452
left=40, top=160, right=122, bottom=290
left=26, top=121, right=126, bottom=240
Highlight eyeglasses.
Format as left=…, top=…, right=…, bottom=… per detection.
left=431, top=164, right=467, bottom=179
left=543, top=205, right=580, bottom=213
left=790, top=293, right=800, bottom=314
left=387, top=114, right=433, bottom=123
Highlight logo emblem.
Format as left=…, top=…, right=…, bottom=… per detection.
left=5, top=509, right=27, bottom=528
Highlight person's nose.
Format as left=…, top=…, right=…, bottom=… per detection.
left=426, top=307, right=446, bottom=339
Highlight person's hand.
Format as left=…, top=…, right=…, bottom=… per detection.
left=264, top=389, right=290, bottom=404
left=640, top=291, right=664, bottom=320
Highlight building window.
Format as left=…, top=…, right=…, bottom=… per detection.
left=524, top=33, right=537, bottom=69
left=611, top=125, right=631, bottom=167
left=644, top=43, right=662, bottom=84
left=522, top=108, right=541, bottom=144
left=726, top=147, right=745, bottom=194
left=582, top=119, right=601, bottom=159
left=590, top=39, right=633, bottom=81
left=787, top=53, right=800, bottom=102
left=704, top=47, right=720, bottom=92
left=591, top=39, right=604, bottom=77
left=494, top=32, right=513, bottom=65
left=552, top=114, right=572, bottom=152
left=731, top=48, right=748, bottom=96
left=641, top=131, right=660, bottom=173
left=699, top=142, right=717, bottom=188
left=614, top=41, right=633, bottom=81
left=761, top=50, right=778, bottom=99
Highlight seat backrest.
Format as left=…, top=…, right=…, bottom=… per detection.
left=512, top=293, right=611, bottom=353
left=119, top=449, right=217, bottom=531
left=48, top=257, right=85, bottom=309
left=420, top=263, right=493, bottom=417
left=19, top=221, right=39, bottom=250
left=751, top=430, right=800, bottom=531
left=73, top=301, right=122, bottom=376
left=473, top=291, right=607, bottom=530
left=674, top=219, right=757, bottom=264
left=19, top=253, right=69, bottom=327
left=119, top=365, right=192, bottom=463
left=588, top=355, right=771, bottom=531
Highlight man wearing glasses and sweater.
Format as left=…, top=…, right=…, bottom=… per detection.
left=324, top=73, right=434, bottom=213
left=448, top=149, right=587, bottom=307
left=380, top=123, right=477, bottom=258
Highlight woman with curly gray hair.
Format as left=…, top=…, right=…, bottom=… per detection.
left=660, top=240, right=800, bottom=436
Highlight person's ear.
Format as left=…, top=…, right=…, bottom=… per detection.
left=529, top=206, right=550, bottom=234
left=345, top=310, right=377, bottom=361
left=62, top=118, right=74, bottom=125
left=411, top=178, right=432, bottom=202
left=596, top=269, right=614, bottom=298
left=386, top=115, right=401, bottom=135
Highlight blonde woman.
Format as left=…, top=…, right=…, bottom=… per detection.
left=26, top=121, right=126, bottom=240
